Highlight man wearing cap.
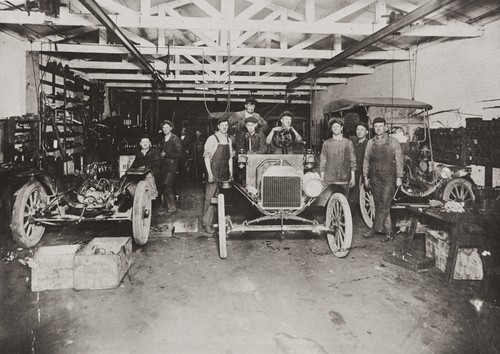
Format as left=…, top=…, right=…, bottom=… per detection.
left=229, top=96, right=268, bottom=137
left=363, top=117, right=403, bottom=242
left=349, top=122, right=369, bottom=211
left=130, top=135, right=162, bottom=184
left=319, top=117, right=356, bottom=197
left=236, top=116, right=268, bottom=154
left=160, top=120, right=182, bottom=213
left=266, top=111, right=303, bottom=154
left=202, top=116, right=233, bottom=234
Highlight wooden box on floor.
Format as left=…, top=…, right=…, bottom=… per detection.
left=74, top=237, right=132, bottom=290
left=31, top=245, right=81, bottom=292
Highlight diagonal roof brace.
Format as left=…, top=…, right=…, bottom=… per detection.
left=78, top=0, right=166, bottom=86
left=287, top=0, right=458, bottom=89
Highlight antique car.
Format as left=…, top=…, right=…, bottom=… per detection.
left=216, top=147, right=352, bottom=260
left=10, top=162, right=155, bottom=247
left=323, top=97, right=476, bottom=228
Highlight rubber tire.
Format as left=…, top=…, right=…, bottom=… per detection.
left=132, top=180, right=152, bottom=246
left=217, top=193, right=227, bottom=259
left=359, top=182, right=375, bottom=228
left=11, top=181, right=46, bottom=247
left=442, top=178, right=475, bottom=205
left=326, top=193, right=353, bottom=258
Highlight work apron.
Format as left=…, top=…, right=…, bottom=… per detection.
left=202, top=135, right=230, bottom=227
left=369, top=139, right=397, bottom=233
left=211, top=135, right=230, bottom=182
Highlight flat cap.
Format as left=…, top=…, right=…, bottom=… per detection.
left=372, top=117, right=386, bottom=124
left=356, top=121, right=368, bottom=129
left=161, top=120, right=174, bottom=128
left=328, top=117, right=344, bottom=127
left=217, top=115, right=229, bottom=125
left=279, top=110, right=294, bottom=120
left=245, top=96, right=257, bottom=104
left=244, top=115, right=258, bottom=124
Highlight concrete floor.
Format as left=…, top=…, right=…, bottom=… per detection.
left=1, top=182, right=499, bottom=354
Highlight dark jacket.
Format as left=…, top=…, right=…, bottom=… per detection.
left=228, top=111, right=268, bottom=136
left=352, top=137, right=368, bottom=173
left=236, top=130, right=267, bottom=154
left=130, top=147, right=162, bottom=180
left=160, top=134, right=182, bottom=173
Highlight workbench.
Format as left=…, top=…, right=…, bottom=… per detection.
left=404, top=205, right=497, bottom=283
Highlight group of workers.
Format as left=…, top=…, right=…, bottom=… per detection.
left=130, top=95, right=403, bottom=241
left=319, top=116, right=403, bottom=243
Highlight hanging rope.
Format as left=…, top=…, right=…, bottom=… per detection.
left=390, top=34, right=396, bottom=126
left=202, top=41, right=232, bottom=117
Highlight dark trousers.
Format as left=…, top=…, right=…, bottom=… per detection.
left=349, top=172, right=362, bottom=214
left=202, top=180, right=219, bottom=227
left=371, top=176, right=395, bottom=234
left=162, top=170, right=177, bottom=211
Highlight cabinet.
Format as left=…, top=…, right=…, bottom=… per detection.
left=0, top=114, right=40, bottom=165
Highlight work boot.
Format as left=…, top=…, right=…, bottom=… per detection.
left=380, top=233, right=394, bottom=243
left=363, top=229, right=378, bottom=238
left=202, top=225, right=215, bottom=235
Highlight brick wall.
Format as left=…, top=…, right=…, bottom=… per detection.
left=0, top=34, right=27, bottom=118
left=314, top=20, right=500, bottom=127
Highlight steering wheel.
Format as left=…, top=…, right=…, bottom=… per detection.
left=272, top=128, right=295, bottom=148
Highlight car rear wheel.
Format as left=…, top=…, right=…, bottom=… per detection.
left=326, top=193, right=352, bottom=258
left=359, top=183, right=375, bottom=228
left=442, top=178, right=475, bottom=205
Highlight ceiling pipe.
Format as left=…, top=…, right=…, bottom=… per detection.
left=287, top=0, right=458, bottom=89
left=78, top=0, right=166, bottom=86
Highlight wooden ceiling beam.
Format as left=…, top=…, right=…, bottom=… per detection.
left=86, top=72, right=347, bottom=84
left=36, top=43, right=408, bottom=60
left=0, top=11, right=482, bottom=37
left=288, top=0, right=462, bottom=88
left=106, top=82, right=327, bottom=91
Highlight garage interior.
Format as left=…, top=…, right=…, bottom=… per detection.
left=1, top=0, right=500, bottom=353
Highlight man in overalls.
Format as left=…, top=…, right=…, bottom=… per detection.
left=201, top=116, right=233, bottom=234
left=362, top=117, right=403, bottom=242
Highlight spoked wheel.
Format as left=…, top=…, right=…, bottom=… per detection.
left=326, top=193, right=353, bottom=258
left=217, top=193, right=227, bottom=259
left=11, top=181, right=47, bottom=247
left=442, top=178, right=475, bottom=205
left=359, top=183, right=375, bottom=228
left=132, top=181, right=152, bottom=245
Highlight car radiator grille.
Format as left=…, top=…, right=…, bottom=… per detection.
left=262, top=176, right=302, bottom=209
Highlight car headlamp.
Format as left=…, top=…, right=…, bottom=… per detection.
left=303, top=172, right=323, bottom=198
left=438, top=166, right=452, bottom=179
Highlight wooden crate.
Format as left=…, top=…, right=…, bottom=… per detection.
left=31, top=245, right=81, bottom=292
left=425, top=229, right=450, bottom=273
left=74, top=237, right=132, bottom=290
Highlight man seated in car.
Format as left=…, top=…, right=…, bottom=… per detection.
left=129, top=135, right=161, bottom=198
left=266, top=111, right=303, bottom=154
left=236, top=116, right=268, bottom=155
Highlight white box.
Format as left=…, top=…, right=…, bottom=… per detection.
left=31, top=245, right=81, bottom=292
left=74, top=237, right=132, bottom=290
